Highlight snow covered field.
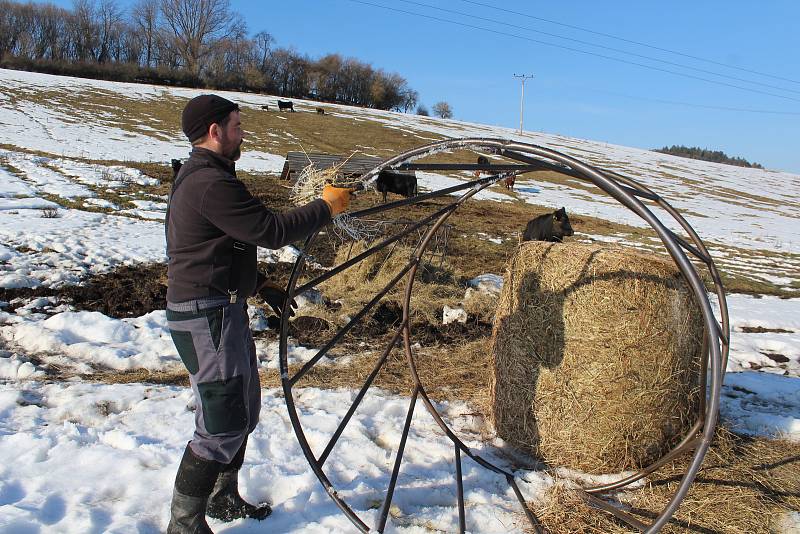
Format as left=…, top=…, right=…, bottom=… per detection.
left=1, top=382, right=550, bottom=533
left=2, top=69, right=798, bottom=290
left=1, top=68, right=799, bottom=532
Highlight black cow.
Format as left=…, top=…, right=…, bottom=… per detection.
left=261, top=104, right=269, bottom=111
left=375, top=170, right=417, bottom=203
left=171, top=158, right=182, bottom=180
left=316, top=107, right=325, bottom=115
left=277, top=100, right=295, bottom=112
left=522, top=207, right=574, bottom=242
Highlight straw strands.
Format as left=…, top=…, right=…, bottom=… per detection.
left=490, top=241, right=703, bottom=473
left=290, top=151, right=382, bottom=241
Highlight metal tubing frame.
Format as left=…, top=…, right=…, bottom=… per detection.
left=318, top=323, right=407, bottom=467
left=376, top=386, right=420, bottom=533
left=279, top=137, right=729, bottom=533
left=289, top=259, right=416, bottom=387
left=455, top=445, right=466, bottom=533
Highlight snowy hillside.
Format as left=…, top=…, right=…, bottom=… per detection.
left=1, top=68, right=799, bottom=533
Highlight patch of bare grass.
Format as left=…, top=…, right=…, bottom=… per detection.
left=536, top=429, right=800, bottom=534
left=6, top=83, right=797, bottom=295
left=263, top=337, right=493, bottom=406
left=85, top=366, right=189, bottom=386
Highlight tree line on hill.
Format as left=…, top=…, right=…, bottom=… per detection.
left=654, top=145, right=763, bottom=169
left=0, top=0, right=431, bottom=112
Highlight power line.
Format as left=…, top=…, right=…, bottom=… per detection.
left=342, top=0, right=800, bottom=105
left=396, top=0, right=800, bottom=96
left=457, top=0, right=800, bottom=87
left=591, top=89, right=800, bottom=115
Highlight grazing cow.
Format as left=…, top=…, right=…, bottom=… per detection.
left=277, top=100, right=295, bottom=112
left=503, top=175, right=516, bottom=190
left=522, top=207, right=574, bottom=242
left=261, top=104, right=269, bottom=110
left=171, top=158, right=182, bottom=179
left=316, top=107, right=325, bottom=115
left=375, top=170, right=417, bottom=203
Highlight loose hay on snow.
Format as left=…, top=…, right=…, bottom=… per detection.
left=491, top=242, right=703, bottom=473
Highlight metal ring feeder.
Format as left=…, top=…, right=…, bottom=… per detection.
left=279, top=138, right=729, bottom=533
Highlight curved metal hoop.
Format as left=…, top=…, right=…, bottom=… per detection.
left=279, top=137, right=729, bottom=533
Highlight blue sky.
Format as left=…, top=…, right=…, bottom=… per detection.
left=234, top=0, right=798, bottom=172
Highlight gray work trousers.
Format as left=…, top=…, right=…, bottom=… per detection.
left=166, top=296, right=261, bottom=464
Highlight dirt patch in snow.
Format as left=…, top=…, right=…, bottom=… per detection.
left=0, top=263, right=167, bottom=318
left=740, top=326, right=794, bottom=334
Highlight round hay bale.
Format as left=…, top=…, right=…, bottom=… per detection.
left=489, top=241, right=703, bottom=473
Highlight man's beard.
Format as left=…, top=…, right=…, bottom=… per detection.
left=220, top=134, right=243, bottom=161
left=227, top=143, right=242, bottom=161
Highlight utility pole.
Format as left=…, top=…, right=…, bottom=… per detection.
left=513, top=73, right=534, bottom=134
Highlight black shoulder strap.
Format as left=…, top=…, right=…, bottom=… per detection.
left=164, top=163, right=209, bottom=245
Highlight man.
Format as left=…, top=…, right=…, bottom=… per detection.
left=165, top=94, right=351, bottom=533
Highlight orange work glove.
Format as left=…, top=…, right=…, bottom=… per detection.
left=322, top=185, right=353, bottom=216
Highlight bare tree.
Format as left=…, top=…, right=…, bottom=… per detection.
left=313, top=53, right=342, bottom=101
left=0, top=0, right=421, bottom=105
left=262, top=47, right=311, bottom=96
left=0, top=1, right=16, bottom=56
left=131, top=0, right=159, bottom=67
left=96, top=0, right=124, bottom=63
left=341, top=58, right=374, bottom=105
left=71, top=0, right=99, bottom=62
left=118, top=22, right=144, bottom=64
left=432, top=101, right=453, bottom=119
left=253, top=30, right=273, bottom=72
left=416, top=104, right=429, bottom=116
left=8, top=2, right=36, bottom=58
left=401, top=88, right=418, bottom=113
left=49, top=6, right=73, bottom=61
left=160, top=0, right=238, bottom=75
left=382, top=72, right=409, bottom=111
left=205, top=16, right=254, bottom=89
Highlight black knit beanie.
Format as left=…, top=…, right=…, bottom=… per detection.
left=181, top=94, right=239, bottom=143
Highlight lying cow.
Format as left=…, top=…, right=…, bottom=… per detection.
left=277, top=100, right=295, bottom=112
left=522, top=207, right=574, bottom=242
left=375, top=170, right=417, bottom=203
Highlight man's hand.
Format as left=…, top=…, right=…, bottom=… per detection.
left=322, top=185, right=354, bottom=216
left=257, top=281, right=297, bottom=318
